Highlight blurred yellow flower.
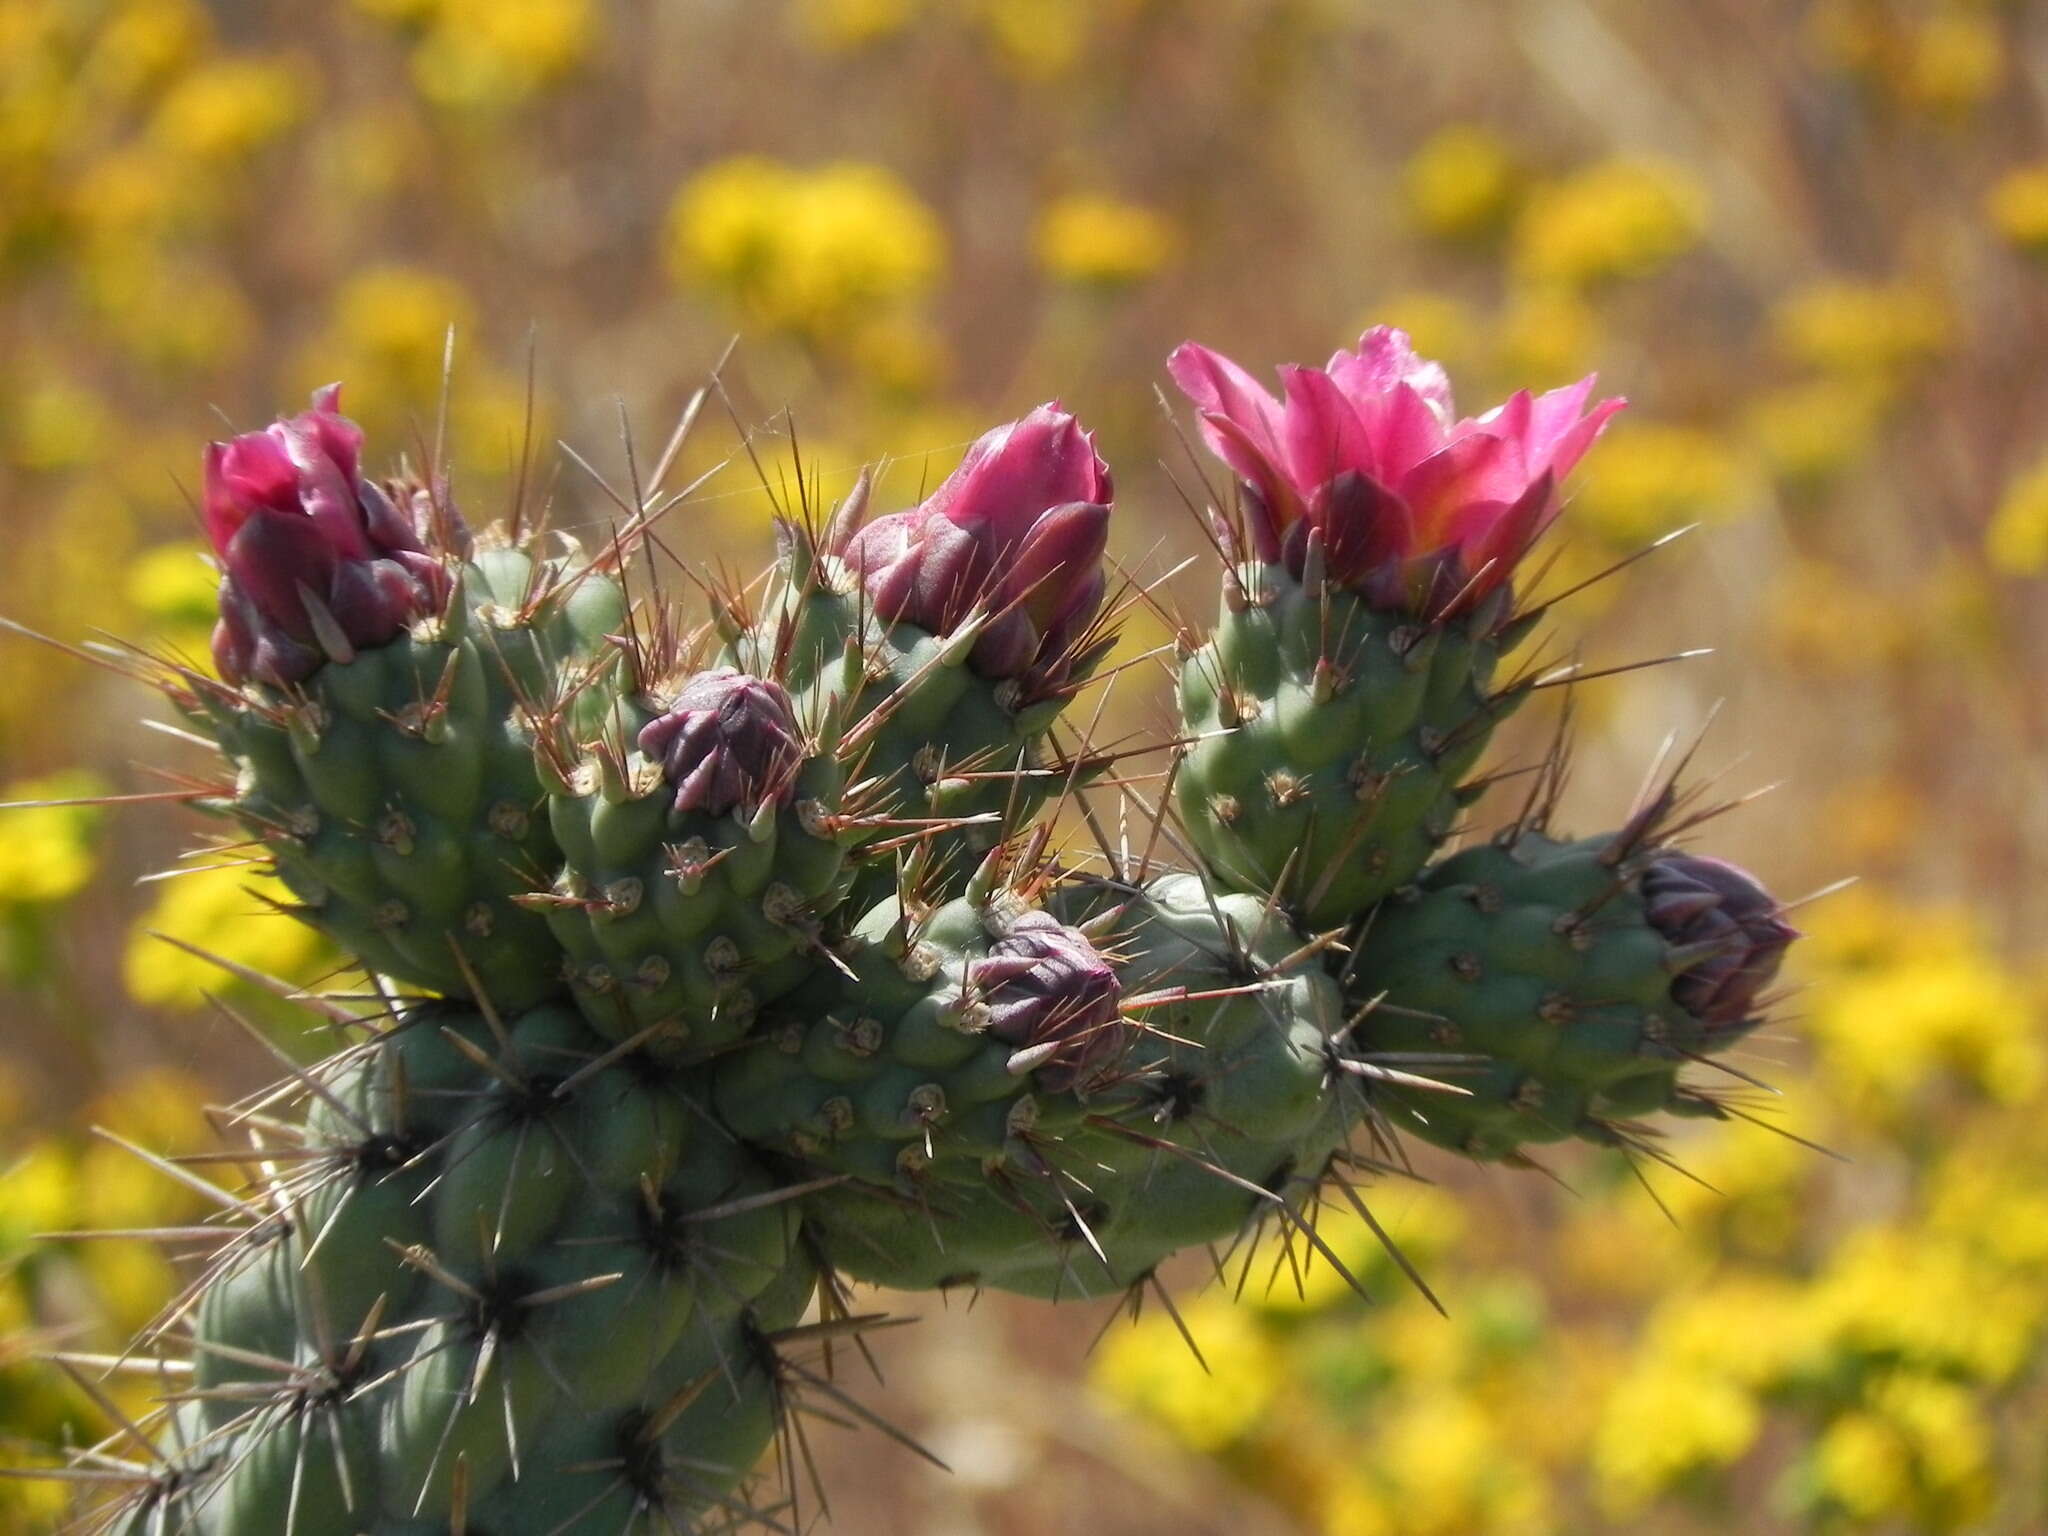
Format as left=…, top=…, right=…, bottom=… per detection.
left=123, top=859, right=331, bottom=1010
left=1569, top=422, right=1739, bottom=548
left=1034, top=193, right=1176, bottom=288
left=1512, top=158, right=1705, bottom=289
left=1986, top=455, right=2048, bottom=575
left=150, top=56, right=307, bottom=161
left=79, top=0, right=212, bottom=108
left=6, top=379, right=110, bottom=473
left=1897, top=12, right=2003, bottom=117
left=0, top=771, right=103, bottom=905
left=405, top=0, right=595, bottom=110
left=791, top=0, right=918, bottom=52
left=1092, top=1293, right=1281, bottom=1452
left=666, top=158, right=947, bottom=355
left=1809, top=943, right=2044, bottom=1123
left=1496, top=284, right=1602, bottom=389
left=1744, top=376, right=1887, bottom=488
left=1988, top=161, right=2048, bottom=256
left=977, top=0, right=1088, bottom=80
left=1772, top=277, right=1949, bottom=380
left=1592, top=1361, right=1759, bottom=1515
left=1403, top=125, right=1520, bottom=244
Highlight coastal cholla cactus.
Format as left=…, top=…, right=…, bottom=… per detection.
left=1170, top=327, right=1623, bottom=610
left=640, top=668, right=806, bottom=815
left=27, top=330, right=1820, bottom=1535
left=840, top=402, right=1112, bottom=687
left=206, top=385, right=455, bottom=686
left=1642, top=852, right=1802, bottom=1032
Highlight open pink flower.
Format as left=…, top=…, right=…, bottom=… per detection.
left=838, top=404, right=1112, bottom=688
left=206, top=386, right=453, bottom=687
left=1169, top=328, right=1623, bottom=612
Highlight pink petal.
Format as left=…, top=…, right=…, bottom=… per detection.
left=1168, top=343, right=1288, bottom=484
left=1540, top=392, right=1627, bottom=481
left=1276, top=365, right=1376, bottom=500
left=1327, top=327, right=1454, bottom=420
left=1398, top=433, right=1521, bottom=546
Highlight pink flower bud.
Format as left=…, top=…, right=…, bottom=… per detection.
left=839, top=404, right=1113, bottom=689
left=205, top=386, right=455, bottom=686
left=1169, top=329, right=1624, bottom=614
left=1641, top=853, right=1800, bottom=1035
left=638, top=669, right=805, bottom=817
left=968, top=911, right=1124, bottom=1092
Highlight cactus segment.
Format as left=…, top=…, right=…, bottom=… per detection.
left=1344, top=828, right=1795, bottom=1160
left=1175, top=568, right=1527, bottom=930
left=198, top=545, right=628, bottom=1009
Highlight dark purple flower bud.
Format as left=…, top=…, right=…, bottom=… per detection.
left=1641, top=852, right=1800, bottom=1034
left=205, top=385, right=455, bottom=687
left=969, top=910, right=1124, bottom=1092
left=638, top=669, right=805, bottom=817
left=838, top=404, right=1113, bottom=688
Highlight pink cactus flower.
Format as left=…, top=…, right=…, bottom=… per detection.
left=639, top=669, right=806, bottom=817
left=206, top=386, right=453, bottom=687
left=1169, top=328, right=1624, bottom=613
left=838, top=404, right=1112, bottom=688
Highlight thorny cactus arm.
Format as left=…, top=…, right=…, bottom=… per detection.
left=20, top=332, right=1809, bottom=1536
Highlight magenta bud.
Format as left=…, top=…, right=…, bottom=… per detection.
left=204, top=386, right=454, bottom=687
left=1641, top=853, right=1800, bottom=1034
left=969, top=911, right=1124, bottom=1092
left=638, top=669, right=805, bottom=817
left=838, top=404, right=1114, bottom=690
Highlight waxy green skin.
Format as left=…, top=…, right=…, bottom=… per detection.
left=717, top=873, right=1353, bottom=1299
left=731, top=547, right=1100, bottom=907
left=146, top=1000, right=810, bottom=1535
left=1347, top=830, right=1741, bottom=1160
left=200, top=548, right=628, bottom=1010
left=1175, top=564, right=1530, bottom=930
left=541, top=728, right=854, bottom=1054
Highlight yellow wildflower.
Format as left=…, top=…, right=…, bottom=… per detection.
left=6, top=379, right=110, bottom=473
left=407, top=0, right=594, bottom=110
left=1403, top=125, right=1520, bottom=243
left=1091, top=1293, right=1280, bottom=1453
left=0, top=771, right=103, bottom=905
left=1512, top=158, right=1705, bottom=289
left=1592, top=1360, right=1759, bottom=1515
left=1496, top=284, right=1603, bottom=390
left=123, top=859, right=331, bottom=1010
left=1809, top=944, right=2044, bottom=1122
left=150, top=56, right=307, bottom=161
left=0, top=1141, right=75, bottom=1242
left=1641, top=1273, right=1822, bottom=1392
left=1986, top=455, right=2048, bottom=575
left=977, top=0, right=1088, bottom=81
left=1814, top=1409, right=1914, bottom=1521
left=1034, top=194, right=1175, bottom=288
left=790, top=0, right=919, bottom=52
left=666, top=158, right=946, bottom=353
left=1744, top=376, right=1887, bottom=488
left=1812, top=1227, right=2039, bottom=1384
left=1772, top=277, right=1949, bottom=380
left=80, top=0, right=212, bottom=108
left=1896, top=12, right=2003, bottom=116
left=1988, top=162, right=2048, bottom=256
left=1568, top=422, right=1739, bottom=548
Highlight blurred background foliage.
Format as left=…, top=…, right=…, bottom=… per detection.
left=3, top=0, right=2048, bottom=1531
